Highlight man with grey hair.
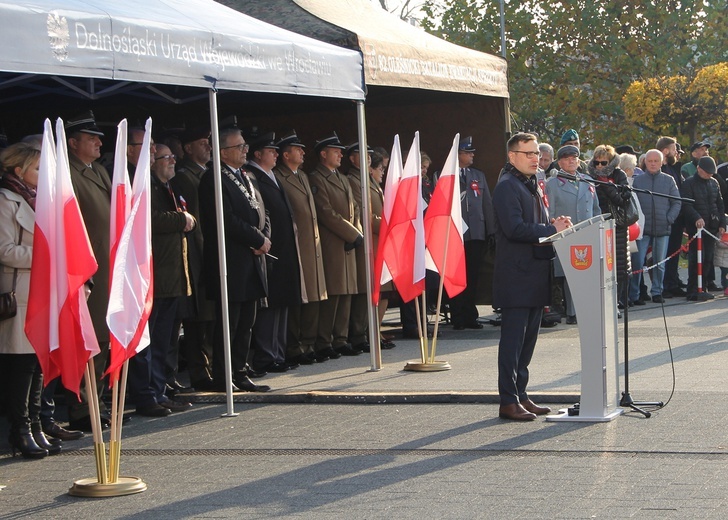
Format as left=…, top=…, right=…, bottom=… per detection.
left=538, top=143, right=554, bottom=175
left=629, top=149, right=681, bottom=305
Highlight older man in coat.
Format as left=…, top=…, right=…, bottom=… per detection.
left=493, top=133, right=571, bottom=421
left=65, top=111, right=112, bottom=432
left=199, top=126, right=271, bottom=393
left=273, top=132, right=327, bottom=365
left=308, top=132, right=363, bottom=361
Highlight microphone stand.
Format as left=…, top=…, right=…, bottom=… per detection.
left=556, top=171, right=692, bottom=417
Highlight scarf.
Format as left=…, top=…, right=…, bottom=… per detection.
left=0, top=172, right=36, bottom=210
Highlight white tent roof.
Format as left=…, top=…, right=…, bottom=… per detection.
left=0, top=0, right=365, bottom=100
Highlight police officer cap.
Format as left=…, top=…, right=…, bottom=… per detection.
left=248, top=132, right=278, bottom=154
left=276, top=131, right=306, bottom=149
left=65, top=110, right=104, bottom=137
left=314, top=132, right=345, bottom=154
left=557, top=145, right=580, bottom=159
left=458, top=136, right=475, bottom=152
left=345, top=142, right=374, bottom=156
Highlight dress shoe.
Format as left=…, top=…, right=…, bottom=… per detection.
left=297, top=352, right=317, bottom=365
left=247, top=367, right=268, bottom=378
left=68, top=415, right=110, bottom=433
left=498, top=403, right=537, bottom=421
left=335, top=344, right=361, bottom=356
left=136, top=403, right=172, bottom=417
left=652, top=295, right=665, bottom=304
left=318, top=347, right=341, bottom=360
left=167, top=379, right=189, bottom=392
left=159, top=399, right=193, bottom=412
left=633, top=299, right=646, bottom=306
left=259, top=362, right=290, bottom=373
left=540, top=317, right=559, bottom=328
left=233, top=375, right=271, bottom=393
left=285, top=360, right=300, bottom=369
left=565, top=315, right=577, bottom=325
left=668, top=287, right=687, bottom=297
left=640, top=292, right=651, bottom=302
left=381, top=338, right=396, bottom=349
left=352, top=342, right=370, bottom=353
left=191, top=378, right=216, bottom=392
left=43, top=421, right=84, bottom=441
left=520, top=399, right=551, bottom=415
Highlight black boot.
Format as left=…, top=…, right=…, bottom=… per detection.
left=31, top=423, right=62, bottom=455
left=8, top=426, right=48, bottom=459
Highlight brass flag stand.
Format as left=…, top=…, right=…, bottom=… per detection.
left=69, top=360, right=146, bottom=497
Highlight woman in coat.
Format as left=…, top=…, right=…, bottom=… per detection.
left=0, top=143, right=60, bottom=458
left=589, top=145, right=633, bottom=308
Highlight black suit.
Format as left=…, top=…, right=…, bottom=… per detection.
left=247, top=162, right=303, bottom=369
left=492, top=165, right=557, bottom=405
left=199, top=164, right=269, bottom=382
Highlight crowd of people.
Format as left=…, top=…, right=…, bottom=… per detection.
left=2, top=113, right=726, bottom=454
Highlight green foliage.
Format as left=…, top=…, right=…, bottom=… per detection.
left=422, top=0, right=728, bottom=155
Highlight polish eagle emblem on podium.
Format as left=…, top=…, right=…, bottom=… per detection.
left=571, top=245, right=592, bottom=270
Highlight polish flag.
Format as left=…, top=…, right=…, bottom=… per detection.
left=377, top=132, right=426, bottom=303
left=25, top=119, right=100, bottom=398
left=372, top=135, right=401, bottom=304
left=425, top=134, right=466, bottom=298
left=105, top=118, right=153, bottom=382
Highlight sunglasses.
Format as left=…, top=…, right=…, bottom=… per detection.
left=593, top=160, right=608, bottom=166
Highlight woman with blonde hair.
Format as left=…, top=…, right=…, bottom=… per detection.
left=0, top=142, right=60, bottom=458
left=589, top=145, right=633, bottom=309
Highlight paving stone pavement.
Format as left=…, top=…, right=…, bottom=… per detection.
left=1, top=291, right=727, bottom=519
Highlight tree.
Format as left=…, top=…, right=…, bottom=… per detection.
left=624, top=63, right=728, bottom=155
left=421, top=0, right=728, bottom=153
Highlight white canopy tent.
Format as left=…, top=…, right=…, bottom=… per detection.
left=0, top=0, right=367, bottom=413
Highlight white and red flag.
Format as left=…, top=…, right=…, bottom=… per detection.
left=105, top=118, right=153, bottom=382
left=424, top=134, right=466, bottom=298
left=25, top=118, right=100, bottom=398
left=372, top=135, right=401, bottom=304
left=375, top=132, right=426, bottom=303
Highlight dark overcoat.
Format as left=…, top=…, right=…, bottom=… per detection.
left=492, top=169, right=556, bottom=309
left=198, top=165, right=268, bottom=303
left=247, top=163, right=304, bottom=308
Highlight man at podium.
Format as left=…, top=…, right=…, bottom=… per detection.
left=493, top=133, right=572, bottom=421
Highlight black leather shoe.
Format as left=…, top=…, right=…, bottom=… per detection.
left=295, top=352, right=317, bottom=365
left=352, top=342, right=370, bottom=353
left=652, top=295, right=665, bottom=304
left=136, top=403, right=172, bottom=417
left=247, top=367, right=268, bottom=378
left=565, top=315, right=577, bottom=325
left=159, top=399, right=193, bottom=412
left=68, top=415, right=109, bottom=433
left=335, top=344, right=361, bottom=356
left=633, top=299, right=646, bottom=306
left=191, top=378, right=216, bottom=392
left=233, top=375, right=271, bottom=393
left=317, top=347, right=341, bottom=360
left=381, top=339, right=396, bottom=349
left=43, top=421, right=84, bottom=441
left=668, top=287, right=687, bottom=297
left=263, top=362, right=290, bottom=373
left=285, top=360, right=300, bottom=369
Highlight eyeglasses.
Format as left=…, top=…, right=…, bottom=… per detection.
left=593, top=160, right=608, bottom=166
left=222, top=143, right=249, bottom=151
left=128, top=142, right=143, bottom=146
left=155, top=154, right=175, bottom=161
left=511, top=150, right=541, bottom=159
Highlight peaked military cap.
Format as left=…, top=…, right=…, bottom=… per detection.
left=458, top=136, right=475, bottom=152
left=314, top=132, right=346, bottom=154
left=248, top=131, right=278, bottom=154
left=65, top=110, right=104, bottom=136
left=276, top=131, right=306, bottom=149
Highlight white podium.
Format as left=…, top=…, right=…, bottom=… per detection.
left=541, top=215, right=623, bottom=422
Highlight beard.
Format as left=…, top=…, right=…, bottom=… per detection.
left=666, top=154, right=677, bottom=166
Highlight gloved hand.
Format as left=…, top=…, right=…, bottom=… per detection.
left=344, top=234, right=364, bottom=251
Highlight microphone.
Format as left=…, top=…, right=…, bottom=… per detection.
left=555, top=170, right=578, bottom=181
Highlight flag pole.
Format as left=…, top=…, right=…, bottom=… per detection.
left=413, top=295, right=426, bottom=363
left=429, top=219, right=452, bottom=364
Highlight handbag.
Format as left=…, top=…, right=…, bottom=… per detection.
left=0, top=227, right=22, bottom=322
left=609, top=194, right=639, bottom=227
